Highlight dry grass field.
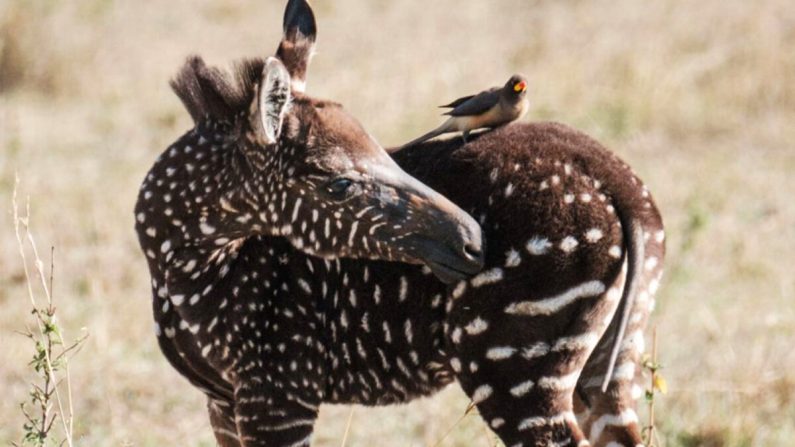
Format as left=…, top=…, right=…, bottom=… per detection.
left=1, top=0, right=794, bottom=445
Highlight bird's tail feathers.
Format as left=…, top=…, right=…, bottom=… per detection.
left=392, top=119, right=455, bottom=152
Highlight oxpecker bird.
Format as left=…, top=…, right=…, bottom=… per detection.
left=396, top=74, right=529, bottom=150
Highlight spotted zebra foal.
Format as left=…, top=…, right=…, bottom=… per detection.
left=395, top=126, right=665, bottom=447
left=135, top=1, right=664, bottom=446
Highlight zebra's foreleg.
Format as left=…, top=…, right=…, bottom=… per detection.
left=231, top=380, right=319, bottom=447
left=209, top=397, right=242, bottom=447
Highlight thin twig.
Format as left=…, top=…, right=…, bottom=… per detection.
left=13, top=177, right=81, bottom=447
left=339, top=406, right=355, bottom=447
left=646, top=327, right=657, bottom=446
left=431, top=401, right=476, bottom=447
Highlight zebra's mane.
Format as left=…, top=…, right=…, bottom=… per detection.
left=170, top=56, right=265, bottom=124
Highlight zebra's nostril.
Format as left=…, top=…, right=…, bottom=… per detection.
left=464, top=242, right=484, bottom=264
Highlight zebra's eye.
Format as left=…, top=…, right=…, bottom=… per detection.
left=326, top=178, right=355, bottom=200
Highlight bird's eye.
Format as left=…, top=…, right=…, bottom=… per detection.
left=327, top=178, right=354, bottom=198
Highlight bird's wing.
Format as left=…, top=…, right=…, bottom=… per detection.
left=439, top=95, right=475, bottom=109
left=444, top=88, right=501, bottom=117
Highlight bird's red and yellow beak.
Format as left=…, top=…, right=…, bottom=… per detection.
left=514, top=80, right=527, bottom=93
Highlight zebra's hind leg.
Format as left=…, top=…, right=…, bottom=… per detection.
left=576, top=309, right=650, bottom=447
left=577, top=234, right=665, bottom=447
left=449, top=319, right=589, bottom=447
left=576, top=324, right=646, bottom=447
left=447, top=279, right=623, bottom=446
left=208, top=398, right=241, bottom=447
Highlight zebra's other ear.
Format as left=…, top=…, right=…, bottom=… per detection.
left=257, top=57, right=292, bottom=145
left=276, top=0, right=316, bottom=93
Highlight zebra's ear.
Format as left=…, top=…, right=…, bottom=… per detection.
left=276, top=0, right=316, bottom=93
left=257, top=57, right=292, bottom=145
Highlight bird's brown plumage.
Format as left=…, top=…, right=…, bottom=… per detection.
left=441, top=87, right=500, bottom=116
left=396, top=74, right=530, bottom=151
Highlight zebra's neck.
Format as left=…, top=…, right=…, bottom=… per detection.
left=135, top=124, right=268, bottom=269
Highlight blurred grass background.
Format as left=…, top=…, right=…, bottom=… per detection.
left=1, top=0, right=793, bottom=445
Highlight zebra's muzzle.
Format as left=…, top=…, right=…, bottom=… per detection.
left=412, top=235, right=485, bottom=284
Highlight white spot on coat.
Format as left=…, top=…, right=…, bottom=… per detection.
left=518, top=412, right=575, bottom=431
left=612, top=362, right=636, bottom=382
left=298, top=279, right=312, bottom=295
left=450, top=357, right=462, bottom=372
left=199, top=222, right=216, bottom=235
left=510, top=379, right=535, bottom=397
left=471, top=268, right=504, bottom=287
left=526, top=236, right=552, bottom=255
left=486, top=347, right=517, bottom=360
left=464, top=318, right=489, bottom=335
left=552, top=332, right=599, bottom=352
left=505, top=249, right=521, bottom=267
left=522, top=342, right=550, bottom=360
left=608, top=245, right=622, bottom=258
left=559, top=236, right=579, bottom=253
left=451, top=327, right=462, bottom=344
left=347, top=221, right=359, bottom=247
left=589, top=409, right=639, bottom=442
left=291, top=198, right=303, bottom=223
left=472, top=385, right=493, bottom=404
left=452, top=282, right=467, bottom=299
left=585, top=228, right=603, bottom=243
left=538, top=371, right=579, bottom=391
left=505, top=280, right=606, bottom=316
left=489, top=168, right=499, bottom=183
